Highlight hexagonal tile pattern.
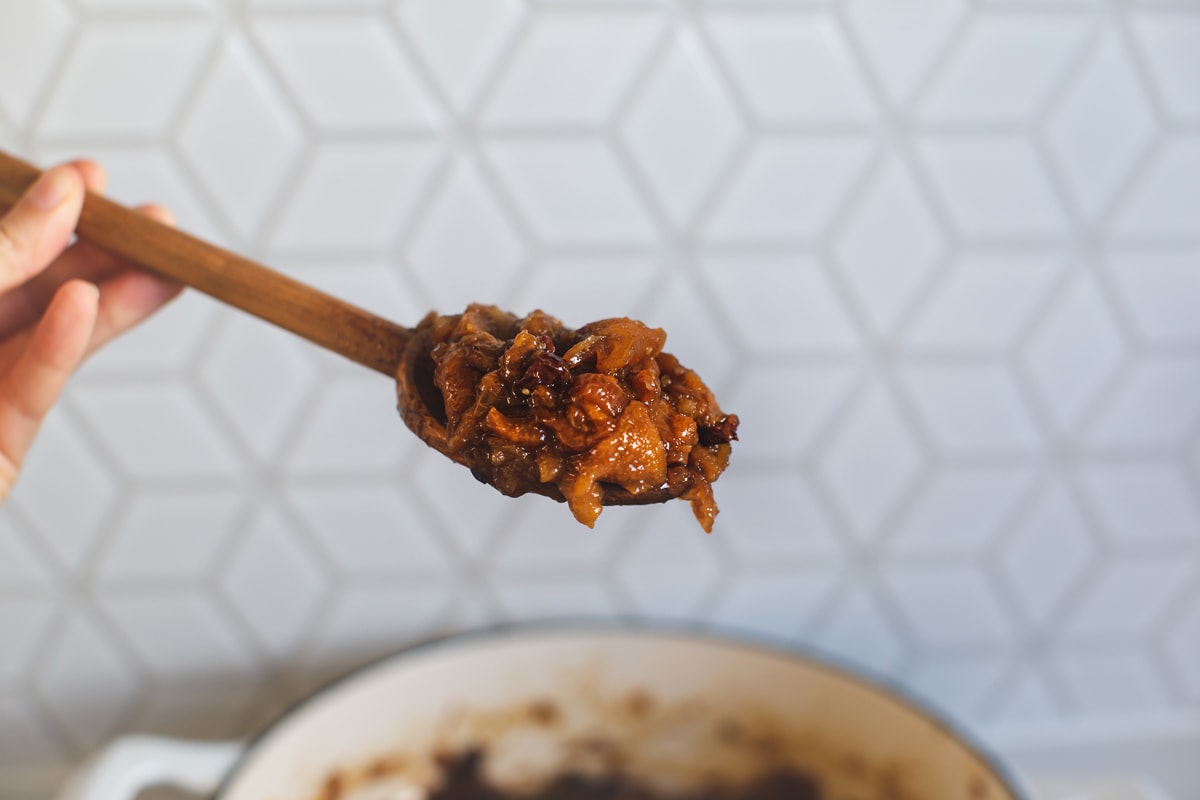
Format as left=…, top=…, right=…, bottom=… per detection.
left=835, top=160, right=946, bottom=336
left=0, top=517, right=51, bottom=589
left=271, top=142, right=441, bottom=251
left=482, top=11, right=663, bottom=126
left=710, top=568, right=840, bottom=642
left=407, top=160, right=527, bottom=310
left=491, top=573, right=621, bottom=622
left=1060, top=555, right=1194, bottom=641
left=1079, top=460, right=1200, bottom=546
left=511, top=256, right=662, bottom=324
left=252, top=16, right=437, bottom=131
left=1115, top=137, right=1200, bottom=237
left=905, top=652, right=1008, bottom=723
left=38, top=21, right=213, bottom=137
left=1051, top=647, right=1173, bottom=715
left=916, top=136, right=1070, bottom=238
left=1107, top=247, right=1200, bottom=347
left=1086, top=358, right=1200, bottom=449
left=485, top=139, right=656, bottom=245
left=901, top=364, right=1041, bottom=454
left=818, top=386, right=925, bottom=538
left=1130, top=11, right=1200, bottom=121
left=1021, top=273, right=1127, bottom=435
left=407, top=448, right=514, bottom=559
left=9, top=409, right=120, bottom=571
left=882, top=563, right=1017, bottom=649
left=708, top=469, right=842, bottom=565
left=0, top=597, right=56, bottom=683
left=96, top=488, right=244, bottom=582
left=998, top=486, right=1097, bottom=627
left=33, top=613, right=140, bottom=750
left=1165, top=590, right=1200, bottom=699
left=178, top=37, right=305, bottom=238
left=812, top=586, right=907, bottom=675
left=1045, top=31, right=1157, bottom=222
left=284, top=376, right=419, bottom=472
left=904, top=251, right=1061, bottom=351
left=0, top=0, right=72, bottom=125
left=918, top=13, right=1091, bottom=122
left=219, top=505, right=330, bottom=660
left=620, top=31, right=743, bottom=228
left=493, top=499, right=618, bottom=572
left=706, top=137, right=874, bottom=243
left=614, top=521, right=726, bottom=618
left=198, top=312, right=318, bottom=461
left=845, top=0, right=963, bottom=107
left=396, top=0, right=524, bottom=112
left=706, top=11, right=876, bottom=123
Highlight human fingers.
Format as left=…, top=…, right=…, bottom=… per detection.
left=68, top=159, right=106, bottom=194
left=87, top=268, right=183, bottom=355
left=0, top=203, right=172, bottom=340
left=0, top=279, right=99, bottom=498
left=0, top=165, right=85, bottom=295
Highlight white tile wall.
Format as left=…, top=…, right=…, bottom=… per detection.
left=1, top=0, right=1199, bottom=796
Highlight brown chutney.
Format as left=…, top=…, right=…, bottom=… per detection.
left=412, top=305, right=739, bottom=532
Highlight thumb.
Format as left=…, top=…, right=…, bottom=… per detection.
left=0, top=165, right=85, bottom=295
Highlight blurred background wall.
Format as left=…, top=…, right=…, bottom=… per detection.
left=1, top=0, right=1198, bottom=796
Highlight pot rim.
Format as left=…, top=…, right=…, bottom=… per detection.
left=217, top=619, right=1033, bottom=800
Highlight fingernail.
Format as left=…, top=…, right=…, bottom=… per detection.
left=27, top=167, right=74, bottom=211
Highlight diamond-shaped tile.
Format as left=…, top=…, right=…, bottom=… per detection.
left=491, top=573, right=620, bottom=621
left=198, top=312, right=318, bottom=461
left=1051, top=647, right=1172, bottom=714
left=9, top=408, right=120, bottom=571
left=700, top=254, right=860, bottom=354
left=710, top=470, right=842, bottom=564
left=33, top=613, right=140, bottom=750
left=1115, top=137, right=1200, bottom=237
left=620, top=30, right=743, bottom=228
left=493, top=499, right=618, bottom=572
left=1130, top=12, right=1200, bottom=121
left=711, top=568, right=839, bottom=641
left=845, top=0, right=963, bottom=108
left=888, top=465, right=1034, bottom=556
left=286, top=485, right=451, bottom=575
left=252, top=17, right=437, bottom=131
left=706, top=11, right=876, bottom=123
left=883, top=563, right=1017, bottom=648
left=917, top=136, right=1070, bottom=238
left=1045, top=32, right=1157, bottom=223
left=298, top=582, right=453, bottom=688
left=512, top=256, right=662, bottom=325
left=482, top=12, right=662, bottom=125
left=1107, top=247, right=1200, bottom=347
left=407, top=161, right=527, bottom=310
left=904, top=251, right=1061, bottom=351
left=220, top=505, right=330, bottom=660
left=0, top=691, right=65, bottom=765
left=272, top=142, right=440, bottom=251
left=408, top=448, right=514, bottom=559
left=641, top=275, right=739, bottom=386
left=725, top=363, right=858, bottom=463
left=706, top=137, right=874, bottom=243
left=0, top=597, right=55, bottom=682
left=396, top=0, right=524, bottom=113
left=1086, top=358, right=1200, bottom=449
left=1021, top=273, right=1127, bottom=435
left=614, top=524, right=726, bottom=618
left=1061, top=555, right=1194, bottom=641
left=0, top=517, right=50, bottom=589
left=835, top=160, right=946, bottom=336
left=812, top=586, right=907, bottom=675
left=485, top=140, right=656, bottom=244
left=98, top=591, right=257, bottom=685
left=72, top=382, right=241, bottom=480
left=284, top=375, right=419, bottom=472
left=97, top=488, right=244, bottom=581
left=919, top=13, right=1091, bottom=122
left=0, top=0, right=72, bottom=125
left=901, top=364, right=1041, bottom=454
left=904, top=652, right=1007, bottom=723
left=38, top=21, right=212, bottom=137
left=998, top=486, right=1097, bottom=627
left=1165, top=590, right=1200, bottom=699
left=178, top=37, right=305, bottom=238
left=1080, top=461, right=1199, bottom=547
left=818, top=386, right=926, bottom=538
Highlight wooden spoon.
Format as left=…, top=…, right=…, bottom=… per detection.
left=0, top=152, right=683, bottom=507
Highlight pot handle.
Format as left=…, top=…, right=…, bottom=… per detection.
left=55, top=735, right=244, bottom=800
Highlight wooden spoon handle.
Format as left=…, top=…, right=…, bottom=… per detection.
left=0, top=151, right=410, bottom=377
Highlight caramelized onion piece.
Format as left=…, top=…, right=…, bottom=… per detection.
left=404, top=305, right=738, bottom=532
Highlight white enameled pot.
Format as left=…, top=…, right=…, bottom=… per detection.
left=57, top=628, right=1029, bottom=800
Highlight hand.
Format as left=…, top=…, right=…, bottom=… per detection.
left=0, top=161, right=181, bottom=501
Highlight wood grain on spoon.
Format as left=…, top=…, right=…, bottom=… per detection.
left=0, top=151, right=410, bottom=377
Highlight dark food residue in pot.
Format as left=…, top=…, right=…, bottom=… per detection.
left=430, top=751, right=821, bottom=800
left=412, top=305, right=739, bottom=532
